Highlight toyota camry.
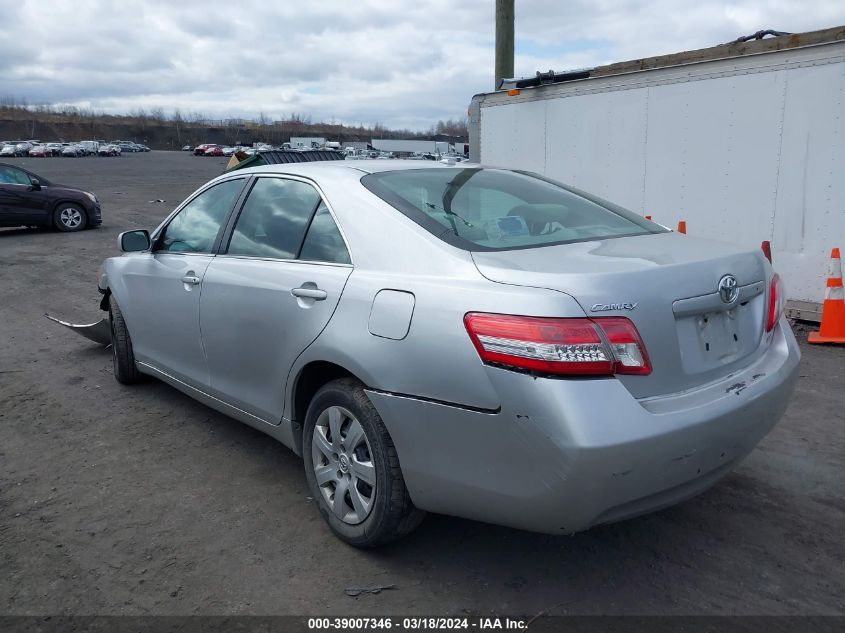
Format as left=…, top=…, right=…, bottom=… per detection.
left=93, top=160, right=799, bottom=547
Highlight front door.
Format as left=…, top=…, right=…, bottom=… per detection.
left=0, top=166, right=48, bottom=225
left=118, top=177, right=246, bottom=387
left=200, top=177, right=353, bottom=423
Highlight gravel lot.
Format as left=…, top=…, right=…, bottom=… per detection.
left=0, top=152, right=843, bottom=617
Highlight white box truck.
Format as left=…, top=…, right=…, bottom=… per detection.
left=469, top=27, right=845, bottom=319
left=79, top=140, right=99, bottom=156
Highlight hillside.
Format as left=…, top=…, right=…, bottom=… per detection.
left=0, top=105, right=467, bottom=149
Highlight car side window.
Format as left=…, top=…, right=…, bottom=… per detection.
left=227, top=178, right=321, bottom=260
left=157, top=179, right=244, bottom=254
left=299, top=202, right=351, bottom=264
left=0, top=166, right=31, bottom=185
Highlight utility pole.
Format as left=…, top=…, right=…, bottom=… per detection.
left=495, top=0, right=514, bottom=90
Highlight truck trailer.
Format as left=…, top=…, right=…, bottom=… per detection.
left=469, top=26, right=845, bottom=318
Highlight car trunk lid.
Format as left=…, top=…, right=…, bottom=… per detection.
left=471, top=232, right=769, bottom=398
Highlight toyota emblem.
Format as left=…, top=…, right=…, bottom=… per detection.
left=718, top=274, right=739, bottom=304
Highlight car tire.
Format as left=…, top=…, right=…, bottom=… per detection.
left=53, top=203, right=87, bottom=232
left=109, top=295, right=141, bottom=384
left=303, top=378, right=425, bottom=547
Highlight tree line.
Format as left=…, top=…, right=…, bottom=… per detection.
left=0, top=97, right=468, bottom=147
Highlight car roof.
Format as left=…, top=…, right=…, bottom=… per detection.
left=230, top=159, right=479, bottom=181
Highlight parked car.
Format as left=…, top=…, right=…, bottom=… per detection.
left=28, top=145, right=51, bottom=158
left=14, top=142, right=33, bottom=156
left=61, top=145, right=82, bottom=157
left=0, top=144, right=16, bottom=157
left=96, top=161, right=798, bottom=547
left=0, top=162, right=102, bottom=231
left=222, top=146, right=236, bottom=156
left=181, top=145, right=193, bottom=152
left=98, top=144, right=121, bottom=157
left=204, top=146, right=224, bottom=157
left=114, top=142, right=138, bottom=153
left=46, top=143, right=64, bottom=156
left=136, top=144, right=151, bottom=152
left=193, top=143, right=219, bottom=156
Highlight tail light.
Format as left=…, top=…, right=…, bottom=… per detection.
left=463, top=313, right=651, bottom=377
left=765, top=273, right=784, bottom=332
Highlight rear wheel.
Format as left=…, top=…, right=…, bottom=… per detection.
left=53, top=203, right=87, bottom=232
left=109, top=295, right=141, bottom=384
left=303, top=378, right=424, bottom=547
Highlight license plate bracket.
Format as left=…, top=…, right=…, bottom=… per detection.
left=698, top=310, right=741, bottom=359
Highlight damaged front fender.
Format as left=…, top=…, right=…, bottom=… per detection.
left=44, top=314, right=112, bottom=346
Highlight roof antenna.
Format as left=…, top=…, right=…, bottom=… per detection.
left=732, top=29, right=791, bottom=43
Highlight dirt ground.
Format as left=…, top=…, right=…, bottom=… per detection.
left=0, top=152, right=843, bottom=617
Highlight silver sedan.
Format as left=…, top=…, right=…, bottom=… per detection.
left=98, top=161, right=800, bottom=546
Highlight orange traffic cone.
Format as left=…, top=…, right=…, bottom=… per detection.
left=808, top=247, right=845, bottom=344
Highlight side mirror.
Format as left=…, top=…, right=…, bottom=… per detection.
left=118, top=229, right=151, bottom=252
left=30, top=178, right=41, bottom=190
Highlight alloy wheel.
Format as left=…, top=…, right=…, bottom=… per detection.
left=311, top=406, right=376, bottom=525
left=59, top=207, right=83, bottom=229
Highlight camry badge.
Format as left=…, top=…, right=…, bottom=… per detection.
left=590, top=302, right=638, bottom=312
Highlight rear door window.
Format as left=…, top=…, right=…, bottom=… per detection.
left=299, top=202, right=351, bottom=264
left=361, top=168, right=665, bottom=251
left=226, top=178, right=350, bottom=264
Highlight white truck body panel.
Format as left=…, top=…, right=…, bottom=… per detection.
left=470, top=39, right=845, bottom=306
left=79, top=140, right=99, bottom=154
left=290, top=137, right=326, bottom=149
left=371, top=139, right=452, bottom=154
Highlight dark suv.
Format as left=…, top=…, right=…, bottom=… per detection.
left=0, top=163, right=102, bottom=231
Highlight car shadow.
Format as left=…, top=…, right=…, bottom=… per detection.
left=0, top=227, right=44, bottom=237
left=350, top=491, right=741, bottom=614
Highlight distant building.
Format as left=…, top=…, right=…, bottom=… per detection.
left=290, top=136, right=326, bottom=149
left=342, top=141, right=370, bottom=151
left=370, top=139, right=451, bottom=156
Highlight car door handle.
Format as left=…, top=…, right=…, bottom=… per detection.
left=181, top=275, right=201, bottom=285
left=291, top=286, right=327, bottom=300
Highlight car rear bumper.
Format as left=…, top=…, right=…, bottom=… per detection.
left=367, top=320, right=800, bottom=534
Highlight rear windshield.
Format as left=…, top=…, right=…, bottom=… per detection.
left=361, top=168, right=665, bottom=251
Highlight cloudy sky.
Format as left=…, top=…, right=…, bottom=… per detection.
left=1, top=0, right=843, bottom=130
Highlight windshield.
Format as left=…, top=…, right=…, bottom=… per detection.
left=361, top=168, right=665, bottom=251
